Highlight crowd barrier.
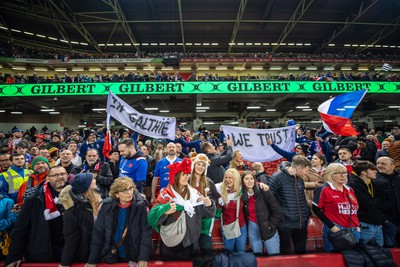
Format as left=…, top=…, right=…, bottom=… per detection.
left=3, top=248, right=400, bottom=267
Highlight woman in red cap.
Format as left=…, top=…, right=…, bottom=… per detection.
left=148, top=158, right=215, bottom=260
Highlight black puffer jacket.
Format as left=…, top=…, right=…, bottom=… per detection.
left=58, top=185, right=95, bottom=265
left=87, top=190, right=152, bottom=264
left=5, top=181, right=64, bottom=264
left=347, top=174, right=386, bottom=225
left=374, top=171, right=400, bottom=225
left=267, top=162, right=310, bottom=229
left=341, top=243, right=396, bottom=267
left=242, top=184, right=282, bottom=240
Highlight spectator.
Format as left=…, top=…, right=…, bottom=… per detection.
left=148, top=158, right=215, bottom=260
left=241, top=171, right=282, bottom=256
left=375, top=139, right=391, bottom=161
left=389, top=135, right=400, bottom=171
left=118, top=138, right=147, bottom=193
left=348, top=161, right=385, bottom=246
left=57, top=149, right=81, bottom=175
left=151, top=143, right=182, bottom=202
left=87, top=178, right=152, bottom=265
left=5, top=166, right=68, bottom=265
left=107, top=149, right=120, bottom=179
left=0, top=153, right=33, bottom=201
left=374, top=157, right=400, bottom=247
left=140, top=145, right=155, bottom=201
left=16, top=156, right=50, bottom=205
left=81, top=148, right=113, bottom=199
left=251, top=162, right=270, bottom=184
left=79, top=130, right=105, bottom=162
left=313, top=163, right=360, bottom=252
left=268, top=155, right=311, bottom=254
left=0, top=192, right=18, bottom=260
left=188, top=153, right=218, bottom=254
left=227, top=150, right=249, bottom=174
left=58, top=173, right=101, bottom=266
left=201, top=138, right=233, bottom=183
left=0, top=153, right=11, bottom=173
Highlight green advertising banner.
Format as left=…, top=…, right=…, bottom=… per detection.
left=1, top=81, right=399, bottom=96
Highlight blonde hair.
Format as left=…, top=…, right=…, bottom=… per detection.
left=251, top=162, right=263, bottom=172
left=325, top=163, right=347, bottom=183
left=229, top=150, right=242, bottom=168
left=83, top=188, right=102, bottom=217
left=221, top=168, right=242, bottom=204
left=109, top=177, right=135, bottom=198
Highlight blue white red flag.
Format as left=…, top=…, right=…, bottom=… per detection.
left=317, top=89, right=367, bottom=136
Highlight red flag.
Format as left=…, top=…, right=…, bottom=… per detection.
left=102, top=131, right=112, bottom=159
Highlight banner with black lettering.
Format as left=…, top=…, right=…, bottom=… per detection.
left=221, top=125, right=296, bottom=162
left=107, top=92, right=176, bottom=140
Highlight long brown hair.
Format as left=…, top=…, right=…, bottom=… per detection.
left=172, top=172, right=190, bottom=200
left=189, top=163, right=208, bottom=196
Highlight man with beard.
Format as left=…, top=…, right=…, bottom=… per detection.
left=0, top=153, right=11, bottom=173
left=268, top=155, right=311, bottom=254
left=151, top=142, right=182, bottom=202
left=81, top=148, right=112, bottom=198
left=118, top=138, right=147, bottom=193
left=374, top=157, right=400, bottom=247
left=0, top=153, right=33, bottom=201
left=5, top=166, right=68, bottom=265
left=57, top=149, right=81, bottom=175
left=16, top=156, right=50, bottom=205
left=2, top=128, right=23, bottom=154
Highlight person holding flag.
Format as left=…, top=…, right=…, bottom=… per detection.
left=318, top=89, right=367, bottom=137
left=147, top=158, right=215, bottom=260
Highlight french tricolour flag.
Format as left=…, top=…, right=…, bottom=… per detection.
left=317, top=89, right=367, bottom=136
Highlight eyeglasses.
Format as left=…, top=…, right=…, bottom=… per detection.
left=48, top=172, right=67, bottom=177
left=332, top=172, right=347, bottom=176
left=120, top=186, right=134, bottom=194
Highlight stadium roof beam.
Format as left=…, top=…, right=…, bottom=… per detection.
left=356, top=15, right=400, bottom=53
left=177, top=0, right=186, bottom=53
left=47, top=0, right=102, bottom=53
left=143, top=0, right=160, bottom=35
left=102, top=0, right=140, bottom=53
left=258, top=0, right=277, bottom=30
left=314, top=0, right=379, bottom=54
left=228, top=0, right=248, bottom=53
left=37, top=0, right=72, bottom=49
left=271, top=0, right=314, bottom=53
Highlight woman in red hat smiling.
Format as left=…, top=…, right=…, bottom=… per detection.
left=148, top=158, right=215, bottom=260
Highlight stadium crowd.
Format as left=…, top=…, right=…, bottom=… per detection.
left=2, top=43, right=400, bottom=61
left=0, top=120, right=398, bottom=266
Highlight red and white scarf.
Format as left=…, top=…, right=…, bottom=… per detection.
left=43, top=181, right=61, bottom=220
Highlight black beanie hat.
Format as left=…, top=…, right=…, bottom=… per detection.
left=70, top=173, right=93, bottom=194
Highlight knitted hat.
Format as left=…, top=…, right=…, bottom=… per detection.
left=168, top=158, right=192, bottom=185
left=31, top=156, right=50, bottom=168
left=48, top=147, right=59, bottom=155
left=36, top=134, right=45, bottom=139
left=11, top=127, right=23, bottom=133
left=70, top=173, right=93, bottom=194
left=191, top=153, right=210, bottom=176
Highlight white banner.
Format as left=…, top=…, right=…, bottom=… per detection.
left=107, top=92, right=176, bottom=140
left=221, top=125, right=296, bottom=162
